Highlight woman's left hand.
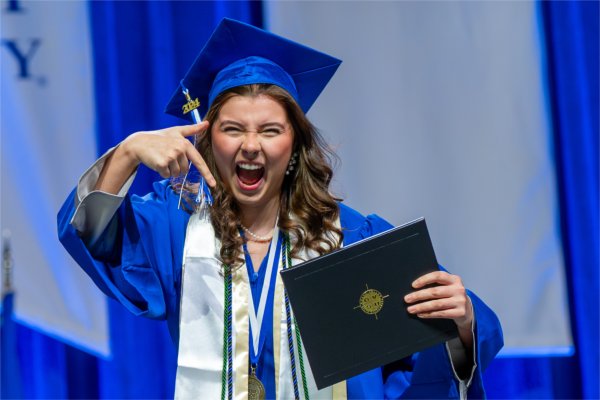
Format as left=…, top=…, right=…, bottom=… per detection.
left=404, top=270, right=474, bottom=347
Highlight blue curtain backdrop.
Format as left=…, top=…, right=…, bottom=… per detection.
left=2, top=0, right=597, bottom=398
left=483, top=1, right=599, bottom=399
left=541, top=0, right=599, bottom=398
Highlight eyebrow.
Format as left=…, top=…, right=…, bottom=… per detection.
left=218, top=120, right=287, bottom=130
left=258, top=122, right=286, bottom=130
left=219, top=120, right=244, bottom=128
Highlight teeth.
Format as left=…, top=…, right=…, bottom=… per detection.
left=238, top=163, right=262, bottom=170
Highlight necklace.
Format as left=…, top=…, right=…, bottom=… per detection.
left=239, top=223, right=273, bottom=242
left=239, top=215, right=279, bottom=243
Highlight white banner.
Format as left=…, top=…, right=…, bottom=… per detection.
left=265, top=1, right=572, bottom=354
left=1, top=0, right=108, bottom=356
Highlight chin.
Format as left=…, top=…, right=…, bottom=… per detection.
left=233, top=185, right=283, bottom=211
left=229, top=183, right=263, bottom=203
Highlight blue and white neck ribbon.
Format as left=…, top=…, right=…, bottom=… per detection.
left=248, top=227, right=281, bottom=361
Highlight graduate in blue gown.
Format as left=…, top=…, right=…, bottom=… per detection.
left=58, top=18, right=502, bottom=399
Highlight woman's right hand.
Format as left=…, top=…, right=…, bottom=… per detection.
left=121, top=122, right=216, bottom=187
left=95, top=122, right=216, bottom=194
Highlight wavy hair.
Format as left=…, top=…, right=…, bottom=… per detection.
left=176, top=84, right=343, bottom=268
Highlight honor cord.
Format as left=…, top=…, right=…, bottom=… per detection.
left=221, top=266, right=233, bottom=400
left=282, top=235, right=310, bottom=400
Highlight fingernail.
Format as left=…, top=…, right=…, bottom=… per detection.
left=404, top=294, right=413, bottom=302
left=407, top=306, right=416, bottom=313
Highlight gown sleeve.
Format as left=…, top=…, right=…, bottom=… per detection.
left=338, top=202, right=503, bottom=399
left=57, top=155, right=190, bottom=339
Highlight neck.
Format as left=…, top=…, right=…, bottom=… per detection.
left=238, top=197, right=280, bottom=237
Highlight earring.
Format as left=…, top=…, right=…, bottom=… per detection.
left=286, top=152, right=298, bottom=175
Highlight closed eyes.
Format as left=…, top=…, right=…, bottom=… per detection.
left=219, top=121, right=286, bottom=136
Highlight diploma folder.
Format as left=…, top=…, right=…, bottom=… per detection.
left=280, top=218, right=459, bottom=389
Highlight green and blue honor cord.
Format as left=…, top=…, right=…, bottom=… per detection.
left=221, top=233, right=309, bottom=400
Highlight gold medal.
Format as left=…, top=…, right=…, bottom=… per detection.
left=248, top=366, right=266, bottom=400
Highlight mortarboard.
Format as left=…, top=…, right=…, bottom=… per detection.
left=164, top=18, right=342, bottom=121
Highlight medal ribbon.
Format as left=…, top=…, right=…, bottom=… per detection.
left=246, top=227, right=281, bottom=365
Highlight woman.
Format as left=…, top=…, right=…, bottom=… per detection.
left=58, top=18, right=502, bottom=399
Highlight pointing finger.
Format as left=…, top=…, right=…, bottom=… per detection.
left=179, top=121, right=209, bottom=137
left=177, top=153, right=190, bottom=176
left=185, top=146, right=216, bottom=187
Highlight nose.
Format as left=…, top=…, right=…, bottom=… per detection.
left=241, top=132, right=261, bottom=157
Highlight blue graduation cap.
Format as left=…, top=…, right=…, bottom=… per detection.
left=164, top=18, right=342, bottom=121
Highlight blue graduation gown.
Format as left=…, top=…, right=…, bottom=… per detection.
left=57, top=180, right=503, bottom=398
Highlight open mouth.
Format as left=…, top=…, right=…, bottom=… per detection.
left=236, top=163, right=265, bottom=189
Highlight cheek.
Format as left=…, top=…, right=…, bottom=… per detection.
left=279, top=139, right=295, bottom=168
left=211, top=133, right=237, bottom=173
left=271, top=134, right=294, bottom=164
left=269, top=147, right=294, bottom=178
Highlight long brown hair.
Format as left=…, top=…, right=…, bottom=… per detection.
left=179, top=84, right=343, bottom=267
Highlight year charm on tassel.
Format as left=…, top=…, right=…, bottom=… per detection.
left=248, top=364, right=266, bottom=400
left=182, top=90, right=200, bottom=115
left=177, top=83, right=213, bottom=210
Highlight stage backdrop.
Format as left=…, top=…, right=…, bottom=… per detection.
left=1, top=0, right=108, bottom=356
left=265, top=0, right=572, bottom=354
left=0, top=0, right=572, bottom=360
left=1, top=1, right=596, bottom=399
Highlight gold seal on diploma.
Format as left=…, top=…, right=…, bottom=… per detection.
left=354, top=284, right=389, bottom=319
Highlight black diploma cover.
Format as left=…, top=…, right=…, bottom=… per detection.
left=280, top=218, right=458, bottom=389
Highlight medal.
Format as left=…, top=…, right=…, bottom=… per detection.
left=248, top=364, right=266, bottom=400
